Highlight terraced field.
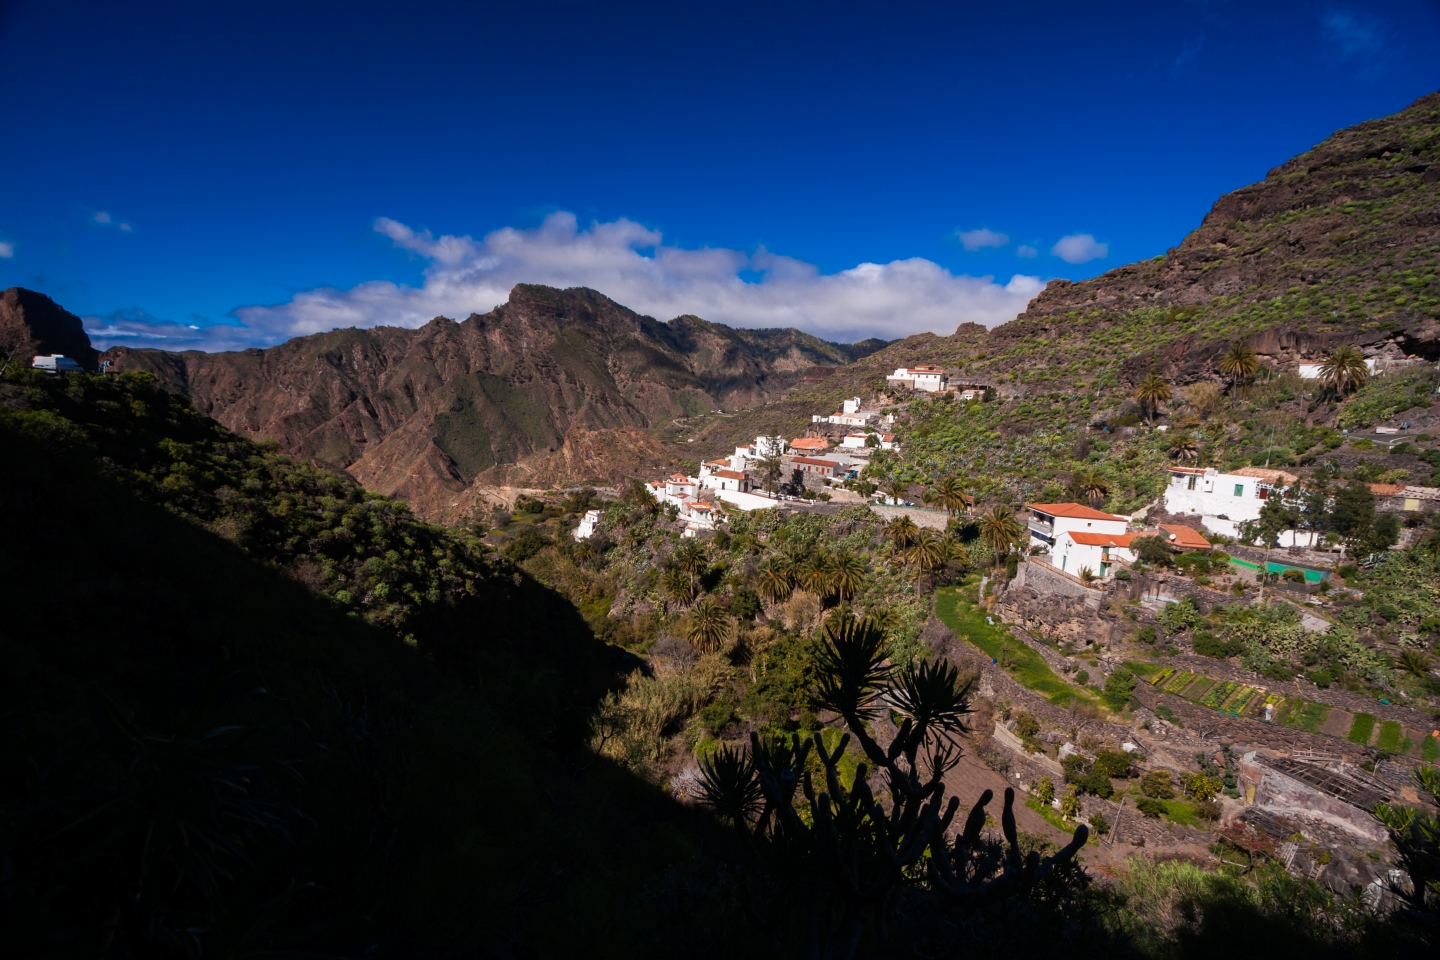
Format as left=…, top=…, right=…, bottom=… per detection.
left=1146, top=667, right=1440, bottom=760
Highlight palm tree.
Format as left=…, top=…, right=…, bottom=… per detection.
left=884, top=515, right=920, bottom=552
left=906, top=529, right=946, bottom=593
left=1218, top=341, right=1260, bottom=401
left=830, top=550, right=866, bottom=602
left=1069, top=469, right=1110, bottom=507
left=882, top=479, right=909, bottom=505
left=662, top=566, right=696, bottom=605
left=1135, top=374, right=1172, bottom=423
left=1169, top=435, right=1200, bottom=463
left=755, top=556, right=795, bottom=606
left=942, top=537, right=970, bottom=571
left=978, top=505, right=1024, bottom=566
left=931, top=476, right=969, bottom=517
left=1318, top=345, right=1369, bottom=397
left=684, top=596, right=731, bottom=653
left=800, top=551, right=835, bottom=599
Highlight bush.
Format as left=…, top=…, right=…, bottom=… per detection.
left=1182, top=772, right=1222, bottom=801
left=1304, top=667, right=1334, bottom=688
left=1132, top=535, right=1173, bottom=566
left=513, top=494, right=546, bottom=515
left=1192, top=631, right=1242, bottom=658
left=1116, top=568, right=1132, bottom=581
left=1141, top=770, right=1175, bottom=799
left=1281, top=568, right=1306, bottom=583
left=1094, top=749, right=1133, bottom=778
left=1135, top=796, right=1167, bottom=819
left=1260, top=662, right=1295, bottom=681
left=1034, top=776, right=1055, bottom=805
left=1136, top=626, right=1157, bottom=645
left=1075, top=669, right=1090, bottom=685
left=1103, top=668, right=1137, bottom=711
left=1014, top=711, right=1041, bottom=738
left=1077, top=769, right=1114, bottom=799
left=1193, top=799, right=1223, bottom=824
left=1089, top=812, right=1110, bottom=836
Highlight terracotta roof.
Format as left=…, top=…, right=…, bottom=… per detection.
left=689, top=502, right=713, bottom=512
left=711, top=469, right=746, bottom=480
left=788, top=437, right=830, bottom=450
left=909, top=365, right=945, bottom=373
left=703, top=459, right=728, bottom=467
left=881, top=433, right=896, bottom=441
left=668, top=474, right=691, bottom=482
left=1027, top=502, right=1127, bottom=521
left=1369, top=483, right=1405, bottom=496
left=1065, top=531, right=1133, bottom=547
left=1160, top=524, right=1212, bottom=550
left=1232, top=467, right=1298, bottom=485
left=1168, top=466, right=1208, bottom=474
left=789, top=456, right=838, bottom=468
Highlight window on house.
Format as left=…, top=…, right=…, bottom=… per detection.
left=1234, top=484, right=1243, bottom=497
left=1187, top=475, right=1196, bottom=491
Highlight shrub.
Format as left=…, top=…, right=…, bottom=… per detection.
left=1014, top=711, right=1041, bottom=738
left=1193, top=799, right=1223, bottom=824
left=1102, top=668, right=1137, bottom=711
left=1059, top=787, right=1081, bottom=820
left=1094, top=749, right=1133, bottom=778
left=1141, top=770, right=1175, bottom=799
left=1181, top=773, right=1222, bottom=801
left=1034, top=776, right=1055, bottom=805
left=1192, top=631, right=1241, bottom=658
left=1089, top=812, right=1110, bottom=836
left=1116, top=568, right=1132, bottom=581
left=1077, top=769, right=1114, bottom=799
left=1304, top=667, right=1334, bottom=688
left=1136, top=626, right=1157, bottom=645
left=1135, top=796, right=1167, bottom=818
left=1075, top=669, right=1090, bottom=685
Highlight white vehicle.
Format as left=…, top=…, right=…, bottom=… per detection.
left=32, top=354, right=85, bottom=373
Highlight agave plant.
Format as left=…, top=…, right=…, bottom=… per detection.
left=696, top=616, right=1088, bottom=958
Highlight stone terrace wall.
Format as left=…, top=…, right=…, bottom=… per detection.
left=1134, top=682, right=1372, bottom=762
left=1165, top=654, right=1435, bottom=729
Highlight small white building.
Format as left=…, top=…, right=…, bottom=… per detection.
left=886, top=365, right=949, bottom=392
left=1025, top=502, right=1129, bottom=555
left=32, top=355, right=84, bottom=373
left=1053, top=530, right=1134, bottom=578
left=1162, top=466, right=1297, bottom=537
left=840, top=433, right=871, bottom=449
left=841, top=397, right=863, bottom=414
left=700, top=468, right=750, bottom=493
left=878, top=433, right=898, bottom=451
left=573, top=508, right=602, bottom=540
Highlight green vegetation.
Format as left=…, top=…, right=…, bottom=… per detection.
left=1348, top=712, right=1378, bottom=745
left=1377, top=719, right=1406, bottom=753
left=934, top=583, right=1096, bottom=707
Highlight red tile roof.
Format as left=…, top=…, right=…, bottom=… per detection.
left=711, top=469, right=746, bottom=480
left=1027, top=502, right=1127, bottom=521
left=789, top=456, right=838, bottom=468
left=1160, top=524, right=1211, bottom=550
left=1065, top=532, right=1133, bottom=547
left=788, top=437, right=830, bottom=450
left=1233, top=466, right=1299, bottom=485
left=1368, top=483, right=1405, bottom=496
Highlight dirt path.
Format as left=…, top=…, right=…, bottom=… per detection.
left=944, top=751, right=1069, bottom=842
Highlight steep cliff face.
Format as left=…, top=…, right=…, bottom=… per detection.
left=0, top=288, right=99, bottom=369
left=101, top=284, right=884, bottom=515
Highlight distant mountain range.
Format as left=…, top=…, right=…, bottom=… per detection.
left=88, top=284, right=887, bottom=518
left=7, top=92, right=1436, bottom=522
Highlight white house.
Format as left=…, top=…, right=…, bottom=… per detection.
left=32, top=355, right=84, bottom=373
left=842, top=397, right=863, bottom=414
left=840, top=433, right=871, bottom=449
left=878, top=433, right=898, bottom=451
left=573, top=508, right=602, bottom=540
left=734, top=435, right=788, bottom=463
left=886, top=365, right=949, bottom=392
left=1162, top=466, right=1297, bottom=537
left=700, top=467, right=749, bottom=493
left=1053, top=530, right=1134, bottom=578
left=1025, top=502, right=1130, bottom=555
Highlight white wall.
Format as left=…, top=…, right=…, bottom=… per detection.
left=1163, top=470, right=1265, bottom=525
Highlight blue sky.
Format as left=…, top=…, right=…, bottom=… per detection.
left=1, top=0, right=1437, bottom=348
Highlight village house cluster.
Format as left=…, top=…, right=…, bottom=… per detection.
left=1026, top=501, right=1213, bottom=581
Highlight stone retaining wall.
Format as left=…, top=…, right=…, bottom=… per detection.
left=1164, top=654, right=1435, bottom=729
left=1134, top=682, right=1373, bottom=762
left=1013, top=559, right=1105, bottom=606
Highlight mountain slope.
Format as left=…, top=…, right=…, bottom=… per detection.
left=692, top=91, right=1440, bottom=457
left=97, top=284, right=886, bottom=517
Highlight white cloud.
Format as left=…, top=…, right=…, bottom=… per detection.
left=84, top=307, right=258, bottom=352
left=94, top=211, right=112, bottom=224
left=0, top=241, right=13, bottom=258
left=1016, top=244, right=1037, bottom=258
left=219, top=212, right=1044, bottom=349
left=957, top=228, right=1008, bottom=251
left=1051, top=233, right=1108, bottom=264
left=120, top=222, right=133, bottom=232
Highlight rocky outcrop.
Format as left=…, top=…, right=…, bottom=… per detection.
left=0, top=288, right=99, bottom=370
left=99, top=284, right=887, bottom=520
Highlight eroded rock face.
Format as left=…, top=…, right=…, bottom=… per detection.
left=0, top=288, right=99, bottom=370
left=100, top=284, right=886, bottom=519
